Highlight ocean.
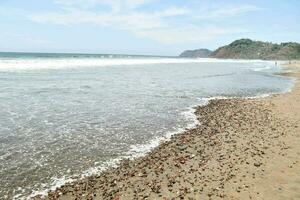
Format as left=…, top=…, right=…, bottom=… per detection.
left=0, top=52, right=293, bottom=199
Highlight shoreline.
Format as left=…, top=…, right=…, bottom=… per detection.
left=33, top=61, right=300, bottom=200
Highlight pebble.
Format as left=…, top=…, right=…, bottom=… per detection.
left=32, top=99, right=293, bottom=200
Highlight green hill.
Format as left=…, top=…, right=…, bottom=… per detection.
left=210, top=39, right=300, bottom=60
left=179, top=39, right=300, bottom=60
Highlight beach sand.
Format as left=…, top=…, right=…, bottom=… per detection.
left=34, top=61, right=300, bottom=200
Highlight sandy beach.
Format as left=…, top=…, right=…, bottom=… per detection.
left=34, top=61, right=300, bottom=200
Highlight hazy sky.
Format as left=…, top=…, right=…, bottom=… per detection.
left=0, top=0, right=299, bottom=55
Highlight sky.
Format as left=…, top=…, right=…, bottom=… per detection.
left=0, top=0, right=299, bottom=56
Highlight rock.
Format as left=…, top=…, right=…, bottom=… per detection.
left=254, top=162, right=262, bottom=167
left=178, top=145, right=188, bottom=151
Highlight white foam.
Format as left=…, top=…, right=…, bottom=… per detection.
left=27, top=177, right=74, bottom=200
left=25, top=104, right=202, bottom=199
left=252, top=65, right=273, bottom=72
left=0, top=57, right=273, bottom=71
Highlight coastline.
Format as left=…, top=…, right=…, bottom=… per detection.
left=33, top=61, right=300, bottom=200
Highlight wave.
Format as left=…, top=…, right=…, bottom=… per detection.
left=0, top=57, right=274, bottom=71
left=201, top=72, right=236, bottom=78
left=251, top=64, right=276, bottom=72
left=250, top=60, right=287, bottom=72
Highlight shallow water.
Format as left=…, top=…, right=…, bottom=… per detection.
left=0, top=53, right=293, bottom=199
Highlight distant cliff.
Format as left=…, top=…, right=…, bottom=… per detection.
left=179, top=49, right=212, bottom=58
left=180, top=39, right=300, bottom=60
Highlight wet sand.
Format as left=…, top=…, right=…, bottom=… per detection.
left=34, top=61, right=300, bottom=200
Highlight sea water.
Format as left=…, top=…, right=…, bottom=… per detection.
left=0, top=52, right=293, bottom=199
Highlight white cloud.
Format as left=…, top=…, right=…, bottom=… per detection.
left=158, top=7, right=189, bottom=17
left=30, top=2, right=188, bottom=29
left=196, top=5, right=262, bottom=20
left=54, top=0, right=154, bottom=11
left=135, top=26, right=247, bottom=44
left=30, top=9, right=167, bottom=29
left=29, top=1, right=260, bottom=44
